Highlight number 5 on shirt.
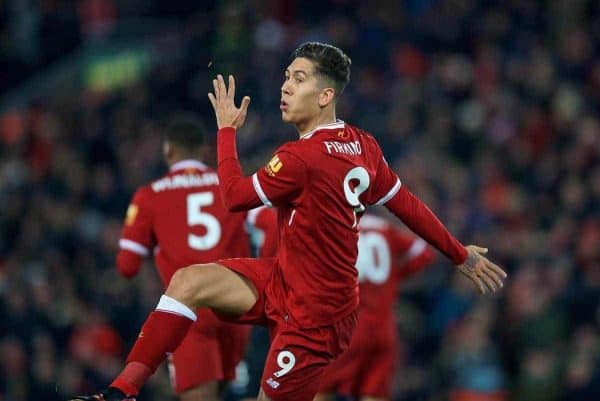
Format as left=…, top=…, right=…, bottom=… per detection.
left=187, top=192, right=222, bottom=250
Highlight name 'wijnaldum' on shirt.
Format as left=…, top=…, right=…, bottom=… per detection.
left=152, top=173, right=219, bottom=192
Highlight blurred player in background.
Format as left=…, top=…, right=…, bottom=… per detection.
left=71, top=42, right=506, bottom=401
left=115, top=115, right=276, bottom=401
left=315, top=213, right=434, bottom=401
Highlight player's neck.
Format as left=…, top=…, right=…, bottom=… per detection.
left=296, top=111, right=336, bottom=138
left=168, top=158, right=205, bottom=171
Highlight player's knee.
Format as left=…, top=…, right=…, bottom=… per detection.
left=166, top=263, right=226, bottom=307
left=167, top=264, right=211, bottom=306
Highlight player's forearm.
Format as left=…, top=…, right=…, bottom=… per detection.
left=385, top=186, right=467, bottom=264
left=217, top=127, right=263, bottom=211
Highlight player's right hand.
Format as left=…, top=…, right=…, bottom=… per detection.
left=208, top=74, right=251, bottom=130
left=456, top=245, right=507, bottom=294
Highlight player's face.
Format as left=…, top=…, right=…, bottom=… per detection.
left=280, top=57, right=328, bottom=126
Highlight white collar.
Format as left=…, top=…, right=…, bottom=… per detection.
left=300, top=119, right=345, bottom=140
left=170, top=159, right=208, bottom=172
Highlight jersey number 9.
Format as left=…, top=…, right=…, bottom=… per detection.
left=343, top=167, right=370, bottom=228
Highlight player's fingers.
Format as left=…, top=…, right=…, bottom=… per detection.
left=488, top=261, right=507, bottom=279
left=228, top=75, right=236, bottom=99
left=470, top=275, right=486, bottom=294
left=236, top=96, right=251, bottom=124
left=479, top=272, right=496, bottom=293
left=217, top=74, right=227, bottom=99
left=477, top=276, right=487, bottom=294
left=457, top=265, right=485, bottom=294
left=481, top=266, right=503, bottom=290
left=240, top=96, right=251, bottom=111
left=213, top=79, right=220, bottom=100
left=469, top=245, right=488, bottom=254
left=481, top=269, right=502, bottom=292
left=207, top=93, right=216, bottom=110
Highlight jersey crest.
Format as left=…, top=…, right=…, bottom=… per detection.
left=265, top=154, right=283, bottom=176
left=125, top=204, right=138, bottom=226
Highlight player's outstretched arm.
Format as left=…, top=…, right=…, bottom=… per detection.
left=384, top=186, right=507, bottom=294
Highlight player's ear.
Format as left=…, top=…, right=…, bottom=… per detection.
left=318, top=87, right=335, bottom=108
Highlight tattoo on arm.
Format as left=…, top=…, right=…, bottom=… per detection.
left=462, top=252, right=479, bottom=273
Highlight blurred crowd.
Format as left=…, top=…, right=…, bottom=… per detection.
left=1, top=1, right=599, bottom=401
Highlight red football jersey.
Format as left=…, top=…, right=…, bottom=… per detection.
left=252, top=121, right=401, bottom=327
left=356, top=214, right=434, bottom=328
left=118, top=159, right=259, bottom=286
left=218, top=120, right=467, bottom=327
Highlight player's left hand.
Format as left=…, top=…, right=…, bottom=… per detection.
left=208, top=74, right=251, bottom=130
left=456, top=245, right=507, bottom=294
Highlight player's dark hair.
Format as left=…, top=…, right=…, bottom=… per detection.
left=291, top=42, right=351, bottom=96
left=164, top=115, right=206, bottom=151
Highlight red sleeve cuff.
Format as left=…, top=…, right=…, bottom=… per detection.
left=456, top=244, right=468, bottom=264
left=216, top=127, right=262, bottom=211
left=217, top=127, right=238, bottom=163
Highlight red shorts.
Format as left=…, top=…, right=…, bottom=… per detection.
left=168, top=308, right=250, bottom=393
left=318, top=318, right=396, bottom=398
left=218, top=257, right=358, bottom=401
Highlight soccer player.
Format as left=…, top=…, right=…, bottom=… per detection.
left=71, top=42, right=506, bottom=401
left=315, top=213, right=435, bottom=401
left=115, top=116, right=276, bottom=401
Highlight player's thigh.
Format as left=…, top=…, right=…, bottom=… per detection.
left=166, top=262, right=258, bottom=315
left=179, top=381, right=219, bottom=401
left=214, top=258, right=277, bottom=325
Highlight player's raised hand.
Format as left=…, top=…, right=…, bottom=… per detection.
left=456, top=245, right=507, bottom=294
left=208, top=74, right=251, bottom=130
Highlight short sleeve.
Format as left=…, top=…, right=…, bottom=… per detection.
left=119, top=188, right=155, bottom=256
left=252, top=149, right=307, bottom=207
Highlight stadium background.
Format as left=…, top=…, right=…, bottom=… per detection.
left=0, top=1, right=598, bottom=400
